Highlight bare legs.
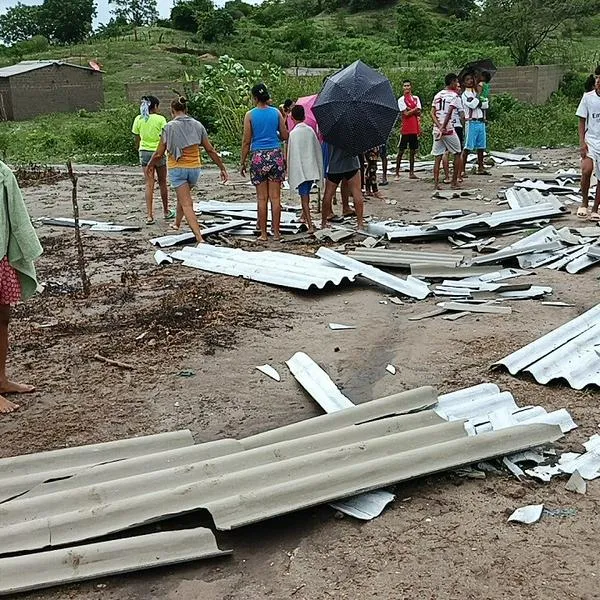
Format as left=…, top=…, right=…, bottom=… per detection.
left=394, top=150, right=404, bottom=180
left=580, top=157, right=594, bottom=211
left=435, top=152, right=461, bottom=189
left=395, top=149, right=417, bottom=179
left=381, top=149, right=388, bottom=185
left=156, top=165, right=169, bottom=216
left=175, top=183, right=203, bottom=243
left=144, top=165, right=170, bottom=222
left=300, top=194, right=314, bottom=233
left=255, top=181, right=282, bottom=241
left=0, top=305, right=34, bottom=414
left=322, top=175, right=364, bottom=230
left=341, top=179, right=352, bottom=216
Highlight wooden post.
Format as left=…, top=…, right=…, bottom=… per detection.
left=66, top=161, right=91, bottom=298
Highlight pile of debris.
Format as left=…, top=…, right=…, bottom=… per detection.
left=0, top=374, right=572, bottom=595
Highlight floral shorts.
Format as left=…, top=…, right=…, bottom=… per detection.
left=0, top=257, right=21, bottom=305
left=250, top=148, right=285, bottom=185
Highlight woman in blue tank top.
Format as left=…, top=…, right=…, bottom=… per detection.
left=241, top=83, right=289, bottom=241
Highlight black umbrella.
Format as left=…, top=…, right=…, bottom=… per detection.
left=459, top=59, right=497, bottom=83
left=313, top=60, right=399, bottom=156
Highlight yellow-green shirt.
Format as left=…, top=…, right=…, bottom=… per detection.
left=132, top=114, right=167, bottom=152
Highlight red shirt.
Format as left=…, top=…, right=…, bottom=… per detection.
left=398, top=93, right=421, bottom=136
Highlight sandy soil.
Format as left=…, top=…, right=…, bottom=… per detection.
left=2, top=149, right=600, bottom=600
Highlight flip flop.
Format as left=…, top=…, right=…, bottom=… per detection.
left=577, top=207, right=589, bottom=219
left=164, top=209, right=176, bottom=220
left=590, top=212, right=600, bottom=222
left=146, top=218, right=155, bottom=225
left=476, top=170, right=492, bottom=176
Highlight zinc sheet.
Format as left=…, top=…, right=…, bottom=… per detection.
left=347, top=248, right=463, bottom=268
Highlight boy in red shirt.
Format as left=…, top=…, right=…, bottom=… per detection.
left=394, top=80, right=422, bottom=180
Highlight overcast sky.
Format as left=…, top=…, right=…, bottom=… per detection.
left=0, top=0, right=263, bottom=25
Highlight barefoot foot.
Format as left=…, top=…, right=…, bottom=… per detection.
left=0, top=380, right=35, bottom=395
left=0, top=395, right=19, bottom=414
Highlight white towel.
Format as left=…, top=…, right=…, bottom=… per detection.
left=287, top=123, right=324, bottom=193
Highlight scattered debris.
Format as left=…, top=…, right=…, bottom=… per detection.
left=93, top=354, right=135, bottom=370
left=154, top=250, right=173, bottom=265
left=508, top=504, right=544, bottom=525
left=386, top=364, right=396, bottom=375
left=256, top=364, right=281, bottom=382
left=565, top=470, right=587, bottom=494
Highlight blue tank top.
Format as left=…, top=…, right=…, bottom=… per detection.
left=250, top=106, right=281, bottom=152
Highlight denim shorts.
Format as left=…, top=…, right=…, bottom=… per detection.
left=169, top=167, right=201, bottom=189
left=139, top=150, right=166, bottom=168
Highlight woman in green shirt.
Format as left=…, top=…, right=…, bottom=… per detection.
left=132, top=96, right=173, bottom=225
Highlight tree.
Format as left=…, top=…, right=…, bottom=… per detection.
left=41, top=0, right=96, bottom=44
left=109, top=0, right=158, bottom=26
left=286, top=20, right=316, bottom=52
left=199, top=8, right=235, bottom=42
left=396, top=2, right=435, bottom=49
left=479, top=0, right=595, bottom=65
left=0, top=3, right=43, bottom=45
left=437, top=0, right=477, bottom=20
left=171, top=0, right=213, bottom=32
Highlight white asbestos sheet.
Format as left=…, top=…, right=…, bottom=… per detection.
left=508, top=504, right=544, bottom=524
left=0, top=527, right=230, bottom=596
left=0, top=431, right=195, bottom=502
left=316, top=247, right=431, bottom=299
left=256, top=364, right=281, bottom=382
left=286, top=352, right=354, bottom=413
left=565, top=470, right=587, bottom=494
left=154, top=250, right=173, bottom=265
left=329, top=490, right=395, bottom=520
left=329, top=323, right=356, bottom=330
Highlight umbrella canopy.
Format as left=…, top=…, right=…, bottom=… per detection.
left=458, top=59, right=497, bottom=83
left=313, top=60, right=399, bottom=156
left=287, top=94, right=319, bottom=134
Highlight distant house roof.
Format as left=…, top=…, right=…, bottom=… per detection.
left=0, top=60, right=104, bottom=78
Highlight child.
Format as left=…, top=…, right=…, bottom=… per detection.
left=477, top=71, right=491, bottom=122
left=364, top=146, right=384, bottom=199
left=287, top=104, right=324, bottom=233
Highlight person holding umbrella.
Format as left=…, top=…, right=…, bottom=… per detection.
left=312, top=60, right=399, bottom=231
left=241, top=83, right=289, bottom=241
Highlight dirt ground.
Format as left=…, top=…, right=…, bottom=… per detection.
left=2, top=149, right=600, bottom=600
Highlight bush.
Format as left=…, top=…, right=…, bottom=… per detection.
left=560, top=71, right=590, bottom=100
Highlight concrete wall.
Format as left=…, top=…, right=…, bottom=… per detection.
left=0, top=80, right=12, bottom=120
left=7, top=64, right=103, bottom=121
left=125, top=82, right=189, bottom=116
left=492, top=65, right=566, bottom=104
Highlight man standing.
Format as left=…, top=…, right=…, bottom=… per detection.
left=462, top=72, right=489, bottom=176
left=576, top=72, right=600, bottom=220
left=395, top=80, right=421, bottom=180
left=431, top=73, right=463, bottom=190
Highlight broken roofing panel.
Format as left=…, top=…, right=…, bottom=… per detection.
left=0, top=421, right=562, bottom=553
left=0, top=528, right=230, bottom=596
left=346, top=248, right=463, bottom=269
left=172, top=245, right=359, bottom=291
left=316, top=247, right=430, bottom=299
left=150, top=220, right=250, bottom=247
left=504, top=188, right=564, bottom=211
left=494, top=303, right=600, bottom=389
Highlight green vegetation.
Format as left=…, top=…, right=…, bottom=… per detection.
left=0, top=0, right=596, bottom=164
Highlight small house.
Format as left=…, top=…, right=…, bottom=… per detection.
left=0, top=60, right=104, bottom=121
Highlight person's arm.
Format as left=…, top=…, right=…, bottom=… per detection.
left=579, top=116, right=588, bottom=159
left=431, top=105, right=442, bottom=130
left=146, top=138, right=166, bottom=170
left=241, top=112, right=252, bottom=177
left=201, top=136, right=229, bottom=183
left=441, top=106, right=455, bottom=132
left=463, top=93, right=481, bottom=110
left=134, top=134, right=141, bottom=151
left=278, top=112, right=289, bottom=142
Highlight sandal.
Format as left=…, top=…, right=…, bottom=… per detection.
left=577, top=206, right=589, bottom=219
left=169, top=224, right=180, bottom=231
left=590, top=212, right=600, bottom=222
left=164, top=209, right=176, bottom=220
left=146, top=218, right=155, bottom=225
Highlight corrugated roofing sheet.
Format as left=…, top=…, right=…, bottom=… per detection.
left=346, top=248, right=463, bottom=268
left=0, top=60, right=102, bottom=77
left=172, top=245, right=359, bottom=291
left=505, top=188, right=564, bottom=210
left=150, top=220, right=250, bottom=247
left=494, top=302, right=600, bottom=389
left=316, top=247, right=430, bottom=299
left=0, top=528, right=230, bottom=596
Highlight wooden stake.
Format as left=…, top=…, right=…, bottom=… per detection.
left=94, top=354, right=135, bottom=370
left=66, top=161, right=91, bottom=297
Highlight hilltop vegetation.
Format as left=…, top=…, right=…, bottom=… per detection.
left=0, top=0, right=597, bottom=164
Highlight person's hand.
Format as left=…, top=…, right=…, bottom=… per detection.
left=240, top=164, right=247, bottom=178
left=220, top=168, right=229, bottom=183
left=580, top=144, right=588, bottom=160
left=144, top=164, right=155, bottom=178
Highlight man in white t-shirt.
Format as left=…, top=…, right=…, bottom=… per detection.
left=430, top=73, right=463, bottom=189
left=462, top=72, right=489, bottom=176
left=576, top=73, right=600, bottom=220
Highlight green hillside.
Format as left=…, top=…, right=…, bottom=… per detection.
left=0, top=0, right=596, bottom=164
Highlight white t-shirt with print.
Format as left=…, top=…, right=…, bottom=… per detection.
left=452, top=96, right=465, bottom=129
left=462, top=89, right=484, bottom=121
left=576, top=90, right=600, bottom=155
left=432, top=89, right=461, bottom=133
